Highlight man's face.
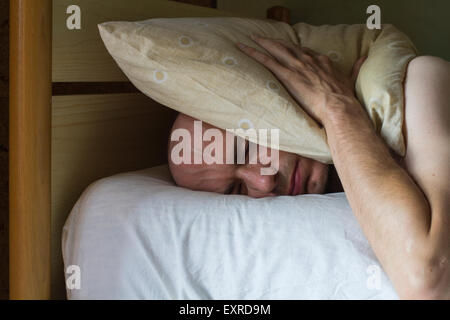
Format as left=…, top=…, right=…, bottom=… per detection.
left=168, top=113, right=330, bottom=198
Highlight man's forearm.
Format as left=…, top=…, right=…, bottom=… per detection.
left=322, top=99, right=441, bottom=298
left=236, top=33, right=448, bottom=297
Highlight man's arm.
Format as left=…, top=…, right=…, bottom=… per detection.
left=322, top=59, right=449, bottom=298
left=237, top=37, right=449, bottom=299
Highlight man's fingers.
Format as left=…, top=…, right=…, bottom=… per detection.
left=266, top=40, right=324, bottom=74
left=270, top=38, right=303, bottom=58
left=247, top=34, right=304, bottom=70
left=299, top=46, right=320, bottom=57
left=299, top=47, right=334, bottom=71
left=236, top=41, right=292, bottom=80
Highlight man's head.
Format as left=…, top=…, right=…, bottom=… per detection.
left=168, top=113, right=330, bottom=198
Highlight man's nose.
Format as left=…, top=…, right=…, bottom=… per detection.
left=237, top=164, right=277, bottom=196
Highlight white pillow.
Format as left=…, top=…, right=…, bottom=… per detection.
left=62, top=165, right=398, bottom=299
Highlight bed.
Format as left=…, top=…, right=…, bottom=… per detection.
left=9, top=0, right=292, bottom=300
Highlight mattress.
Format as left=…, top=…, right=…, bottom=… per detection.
left=62, top=165, right=398, bottom=299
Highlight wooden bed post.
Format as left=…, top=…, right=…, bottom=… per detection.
left=267, top=6, right=290, bottom=24
left=9, top=0, right=52, bottom=299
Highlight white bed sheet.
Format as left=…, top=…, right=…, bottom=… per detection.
left=62, top=165, right=398, bottom=299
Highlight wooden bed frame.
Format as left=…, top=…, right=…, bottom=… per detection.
left=9, top=0, right=290, bottom=300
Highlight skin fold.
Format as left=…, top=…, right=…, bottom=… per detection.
left=168, top=34, right=450, bottom=299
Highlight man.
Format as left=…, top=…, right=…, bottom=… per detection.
left=167, top=34, right=449, bottom=299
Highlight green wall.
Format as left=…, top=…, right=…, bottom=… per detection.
left=218, top=0, right=450, bottom=60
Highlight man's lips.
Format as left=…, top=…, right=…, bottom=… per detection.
left=289, top=160, right=303, bottom=196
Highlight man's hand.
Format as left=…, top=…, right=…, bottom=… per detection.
left=237, top=35, right=366, bottom=124
left=237, top=35, right=450, bottom=299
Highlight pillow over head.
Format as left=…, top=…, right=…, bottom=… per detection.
left=98, top=17, right=417, bottom=163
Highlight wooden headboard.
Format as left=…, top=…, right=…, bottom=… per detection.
left=10, top=0, right=290, bottom=299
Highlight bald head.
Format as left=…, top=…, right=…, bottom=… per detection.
left=167, top=113, right=330, bottom=197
